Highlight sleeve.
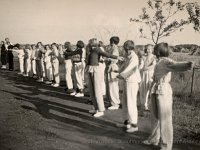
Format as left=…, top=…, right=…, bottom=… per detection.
left=166, top=58, right=191, bottom=72
left=98, top=48, right=118, bottom=59
left=120, top=55, right=138, bottom=79
left=64, top=49, right=80, bottom=56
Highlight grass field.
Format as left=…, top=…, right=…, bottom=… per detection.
left=1, top=50, right=200, bottom=144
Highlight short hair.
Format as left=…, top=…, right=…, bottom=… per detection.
left=14, top=43, right=20, bottom=49
left=144, top=44, right=154, bottom=53
left=44, top=44, right=50, bottom=49
left=88, top=38, right=98, bottom=47
left=76, top=40, right=84, bottom=48
left=154, top=42, right=169, bottom=57
left=8, top=45, right=13, bottom=49
left=110, top=36, right=120, bottom=45
left=123, top=40, right=135, bottom=51
left=36, top=42, right=43, bottom=47
left=64, top=42, right=72, bottom=50
left=31, top=44, right=36, bottom=48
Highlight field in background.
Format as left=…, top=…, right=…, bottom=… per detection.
left=1, top=48, right=200, bottom=144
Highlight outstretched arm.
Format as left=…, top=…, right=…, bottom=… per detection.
left=167, top=61, right=193, bottom=72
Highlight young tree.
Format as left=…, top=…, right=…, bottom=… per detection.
left=130, top=0, right=192, bottom=44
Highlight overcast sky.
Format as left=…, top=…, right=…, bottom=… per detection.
left=0, top=0, right=199, bottom=45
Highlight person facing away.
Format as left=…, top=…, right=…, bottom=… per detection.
left=63, top=41, right=74, bottom=94
left=24, top=44, right=32, bottom=77
left=139, top=44, right=156, bottom=114
left=142, top=42, right=193, bottom=150
left=31, top=44, right=37, bottom=78
left=117, top=40, right=141, bottom=133
left=107, top=36, right=121, bottom=110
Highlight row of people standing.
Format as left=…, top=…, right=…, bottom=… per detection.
left=1, top=38, right=14, bottom=70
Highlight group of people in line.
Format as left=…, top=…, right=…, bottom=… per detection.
left=0, top=37, right=193, bottom=150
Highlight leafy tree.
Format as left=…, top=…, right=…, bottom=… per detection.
left=130, top=0, right=193, bottom=44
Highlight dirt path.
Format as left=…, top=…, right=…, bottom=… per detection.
left=0, top=69, right=199, bottom=150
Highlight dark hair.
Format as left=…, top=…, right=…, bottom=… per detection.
left=154, top=42, right=169, bottom=57
left=144, top=44, right=154, bottom=53
left=44, top=44, right=50, bottom=50
left=123, top=40, right=135, bottom=51
left=110, top=36, right=120, bottom=45
left=36, top=42, right=43, bottom=47
left=64, top=42, right=72, bottom=50
left=76, top=40, right=84, bottom=48
left=13, top=43, right=20, bottom=49
left=51, top=43, right=57, bottom=47
left=8, top=45, right=13, bottom=49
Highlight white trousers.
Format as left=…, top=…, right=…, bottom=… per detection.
left=64, top=60, right=73, bottom=89
left=88, top=67, right=105, bottom=112
left=45, top=61, right=53, bottom=81
left=31, top=59, right=37, bottom=75
left=99, top=62, right=106, bottom=95
left=25, top=58, right=31, bottom=75
left=108, top=72, right=120, bottom=106
left=74, top=62, right=84, bottom=90
left=19, top=58, right=24, bottom=73
left=52, top=61, right=60, bottom=84
left=122, top=82, right=139, bottom=125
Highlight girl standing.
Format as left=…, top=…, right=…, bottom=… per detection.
left=1, top=41, right=7, bottom=69
left=117, top=40, right=141, bottom=133
left=139, top=44, right=156, bottom=113
left=51, top=43, right=60, bottom=87
left=31, top=44, right=37, bottom=78
left=24, top=44, right=32, bottom=76
left=44, top=45, right=53, bottom=85
left=143, top=43, right=193, bottom=150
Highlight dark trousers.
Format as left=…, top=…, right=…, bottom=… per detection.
left=8, top=50, right=14, bottom=70
left=1, top=50, right=7, bottom=65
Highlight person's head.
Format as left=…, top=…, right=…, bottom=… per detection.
left=144, top=44, right=154, bottom=55
left=1, top=41, right=4, bottom=45
left=45, top=44, right=51, bottom=50
left=51, top=43, right=58, bottom=50
left=123, top=40, right=135, bottom=55
left=154, top=42, right=169, bottom=58
left=98, top=41, right=104, bottom=47
left=25, top=44, right=31, bottom=50
left=36, top=42, right=43, bottom=49
left=5, top=38, right=9, bottom=43
left=13, top=43, right=20, bottom=49
left=110, top=36, right=120, bottom=46
left=64, top=42, right=72, bottom=50
left=76, top=40, right=84, bottom=49
left=88, top=38, right=98, bottom=48
left=58, top=44, right=63, bottom=50
left=31, top=44, right=36, bottom=49
left=7, top=45, right=13, bottom=49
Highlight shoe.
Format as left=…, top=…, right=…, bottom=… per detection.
left=52, top=83, right=59, bottom=87
left=93, top=111, right=104, bottom=117
left=36, top=78, right=43, bottom=82
left=45, top=81, right=52, bottom=85
left=17, top=72, right=23, bottom=75
left=126, top=126, right=138, bottom=133
left=89, top=109, right=97, bottom=114
left=108, top=105, right=119, bottom=110
left=23, top=74, right=28, bottom=77
left=70, top=91, right=76, bottom=96
left=124, top=120, right=131, bottom=129
left=142, top=140, right=159, bottom=146
left=75, top=92, right=84, bottom=97
left=32, top=74, right=38, bottom=79
left=1, top=65, right=6, bottom=69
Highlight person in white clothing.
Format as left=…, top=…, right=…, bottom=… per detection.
left=51, top=43, right=60, bottom=87
left=98, top=41, right=106, bottom=96
left=24, top=44, right=32, bottom=76
left=107, top=36, right=121, bottom=110
left=44, top=45, right=53, bottom=85
left=12, top=44, right=25, bottom=75
left=31, top=44, right=37, bottom=78
left=117, top=40, right=141, bottom=133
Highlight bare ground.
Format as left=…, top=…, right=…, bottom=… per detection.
left=0, top=69, right=199, bottom=150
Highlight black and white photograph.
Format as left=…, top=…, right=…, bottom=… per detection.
left=0, top=0, right=200, bottom=150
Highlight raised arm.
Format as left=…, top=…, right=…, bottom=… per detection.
left=64, top=49, right=81, bottom=57
left=167, top=61, right=192, bottom=72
